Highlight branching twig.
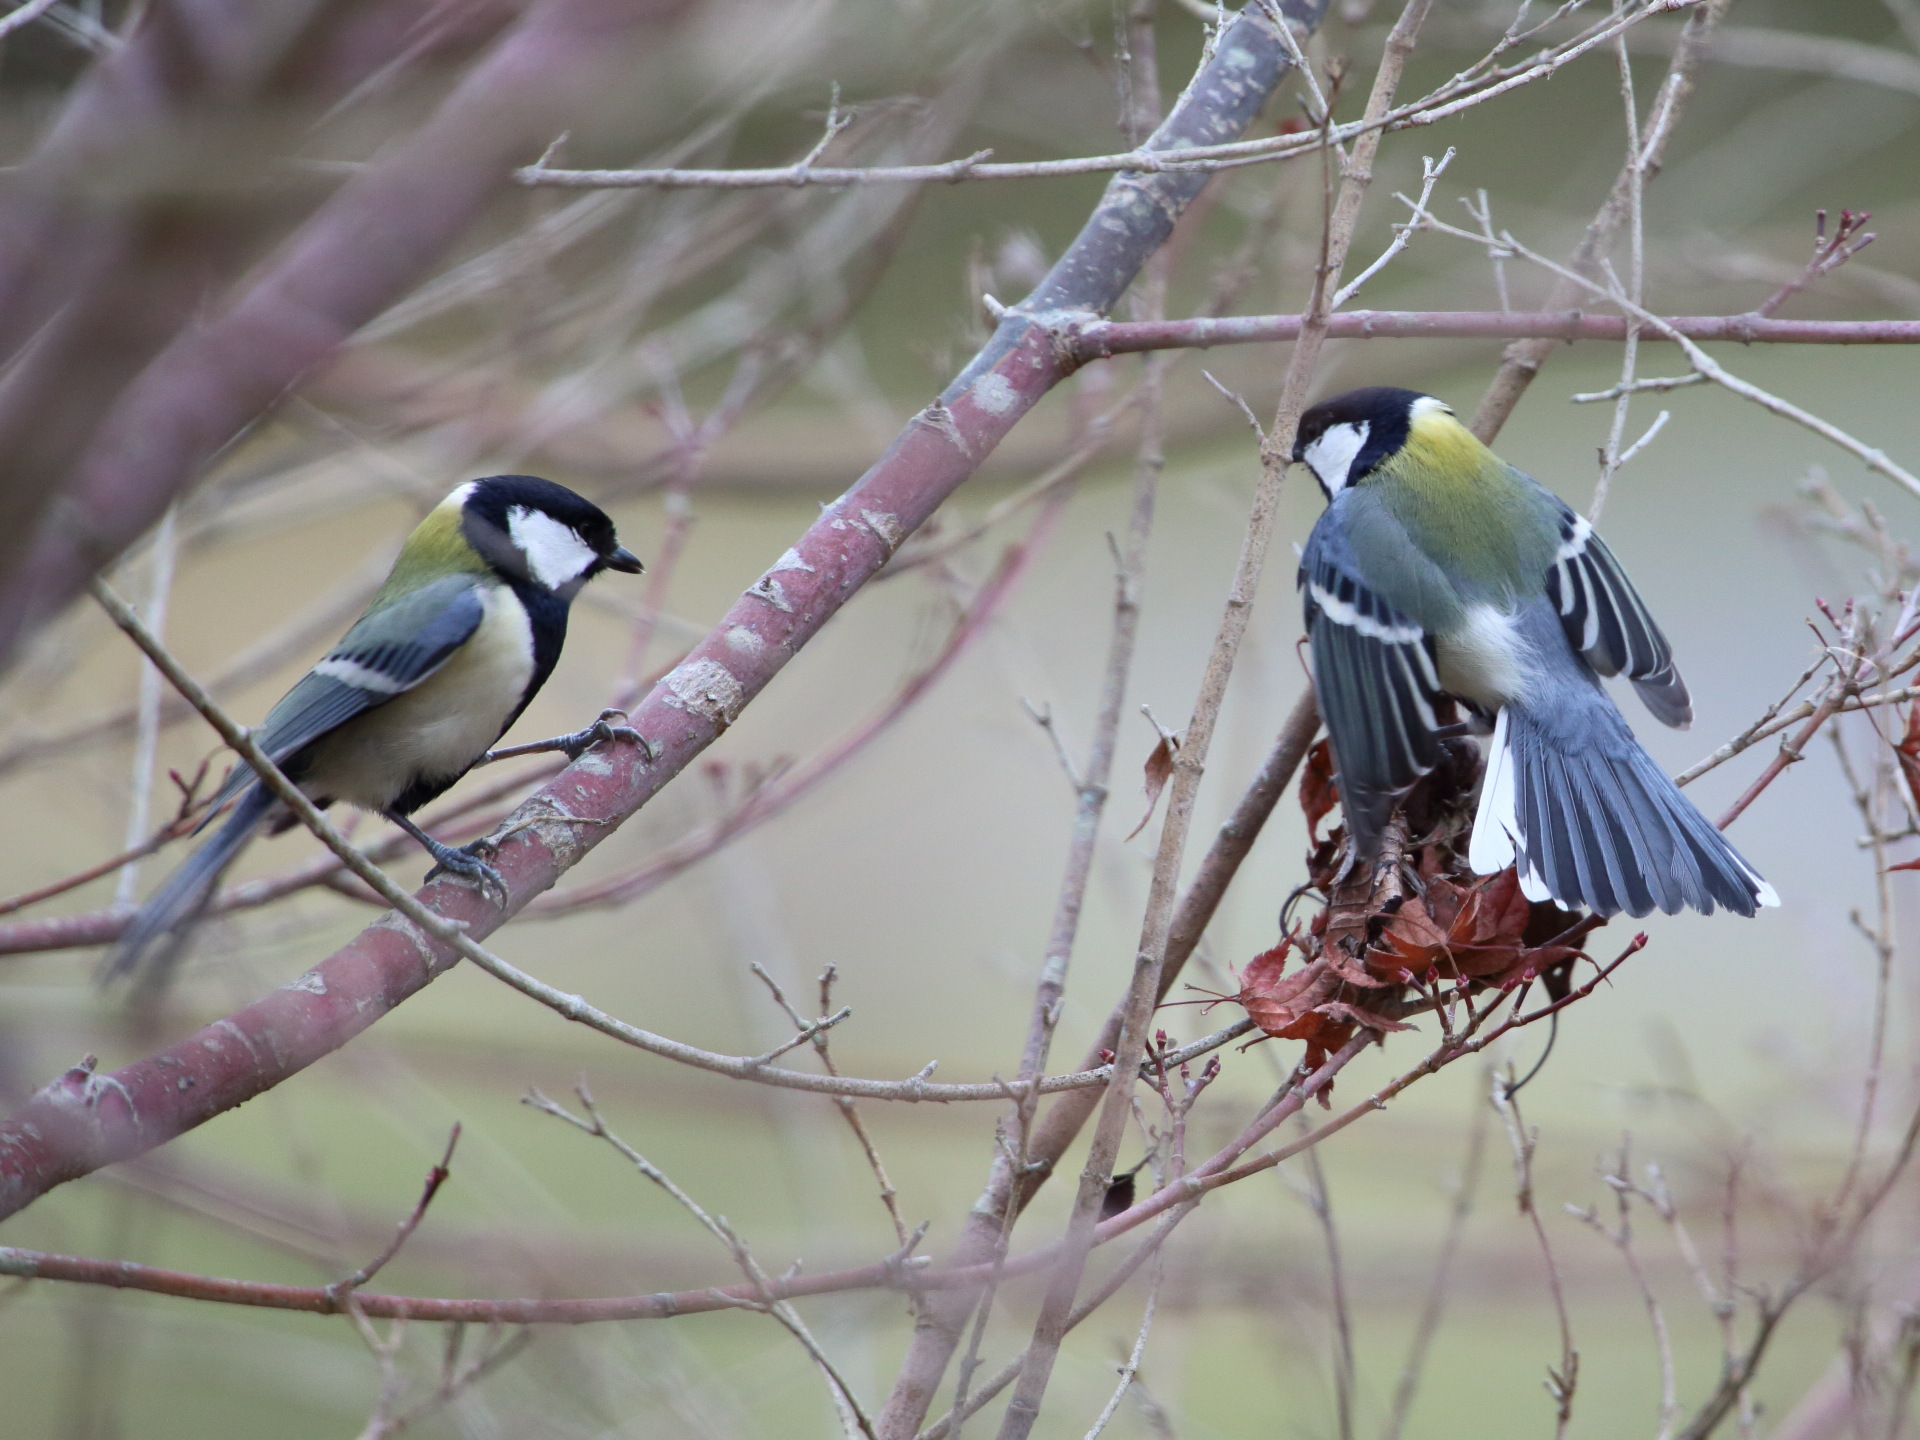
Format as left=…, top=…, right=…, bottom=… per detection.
left=1494, top=1078, right=1579, bottom=1439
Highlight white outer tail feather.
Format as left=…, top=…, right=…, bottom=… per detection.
left=1739, top=858, right=1781, bottom=908
left=1467, top=707, right=1551, bottom=903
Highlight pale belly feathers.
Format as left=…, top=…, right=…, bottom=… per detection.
left=300, top=586, right=535, bottom=812
left=1434, top=603, right=1533, bottom=711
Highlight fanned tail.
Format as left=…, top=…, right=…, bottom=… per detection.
left=99, top=783, right=277, bottom=989
left=1469, top=702, right=1777, bottom=918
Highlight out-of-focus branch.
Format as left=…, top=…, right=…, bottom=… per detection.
left=0, top=0, right=699, bottom=669
left=0, top=545, right=393, bottom=783
left=0, top=0, right=518, bottom=642
left=1071, top=310, right=1920, bottom=356
left=1628, top=22, right=1920, bottom=98
left=0, top=0, right=327, bottom=402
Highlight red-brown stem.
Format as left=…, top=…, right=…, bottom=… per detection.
left=1717, top=690, right=1849, bottom=829
left=1073, top=311, right=1920, bottom=359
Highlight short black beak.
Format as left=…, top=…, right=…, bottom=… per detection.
left=605, top=545, right=645, bottom=574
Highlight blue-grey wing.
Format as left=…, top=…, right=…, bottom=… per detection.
left=201, top=576, right=486, bottom=815
left=1300, top=514, right=1446, bottom=857
left=1539, top=496, right=1691, bottom=727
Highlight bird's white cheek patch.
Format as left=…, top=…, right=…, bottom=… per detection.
left=1302, top=421, right=1369, bottom=494
left=508, top=506, right=597, bottom=590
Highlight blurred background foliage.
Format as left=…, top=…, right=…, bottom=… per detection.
left=0, top=0, right=1917, bottom=1436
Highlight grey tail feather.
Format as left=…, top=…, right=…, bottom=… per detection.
left=1505, top=704, right=1774, bottom=918
left=98, top=783, right=276, bottom=989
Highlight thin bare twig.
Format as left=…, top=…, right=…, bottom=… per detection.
left=995, top=13, right=1430, bottom=1430
left=1469, top=0, right=1729, bottom=443
left=530, top=1084, right=878, bottom=1438
left=1495, top=1077, right=1579, bottom=1439
left=1569, top=1141, right=1679, bottom=1440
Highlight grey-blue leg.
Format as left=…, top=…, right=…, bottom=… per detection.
left=483, top=709, right=653, bottom=765
left=386, top=810, right=508, bottom=905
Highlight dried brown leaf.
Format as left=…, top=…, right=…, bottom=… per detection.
left=1300, top=738, right=1339, bottom=842
left=1125, top=731, right=1180, bottom=841
left=1234, top=938, right=1340, bottom=1038
left=1897, top=700, right=1920, bottom=815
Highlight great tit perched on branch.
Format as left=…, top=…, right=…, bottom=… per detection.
left=103, top=475, right=645, bottom=986
left=1293, top=386, right=1776, bottom=918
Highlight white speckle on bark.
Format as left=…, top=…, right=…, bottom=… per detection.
left=769, top=548, right=816, bottom=574
left=971, top=371, right=1018, bottom=415
left=371, top=911, right=439, bottom=974
left=287, top=972, right=327, bottom=995
left=570, top=748, right=616, bottom=776
left=747, top=575, right=794, bottom=613
left=664, top=658, right=746, bottom=728
left=213, top=1020, right=262, bottom=1064
left=726, top=625, right=766, bottom=655
left=859, top=510, right=903, bottom=551
left=916, top=398, right=970, bottom=457
left=504, top=795, right=598, bottom=868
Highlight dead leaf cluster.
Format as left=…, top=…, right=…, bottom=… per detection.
left=1228, top=733, right=1599, bottom=1085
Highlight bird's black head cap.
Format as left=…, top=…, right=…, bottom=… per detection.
left=1292, top=387, right=1435, bottom=498
left=459, top=475, right=644, bottom=597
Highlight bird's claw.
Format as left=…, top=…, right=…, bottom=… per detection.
left=559, top=708, right=650, bottom=762
left=425, top=839, right=509, bottom=907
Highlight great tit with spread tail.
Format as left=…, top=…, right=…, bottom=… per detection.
left=103, top=475, right=644, bottom=985
left=1292, top=386, right=1776, bottom=918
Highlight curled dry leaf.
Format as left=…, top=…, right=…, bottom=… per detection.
left=1895, top=699, right=1920, bottom=816
left=1375, top=869, right=1593, bottom=989
left=1125, top=730, right=1181, bottom=842
left=1230, top=937, right=1357, bottom=1084
left=1300, top=738, right=1339, bottom=843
